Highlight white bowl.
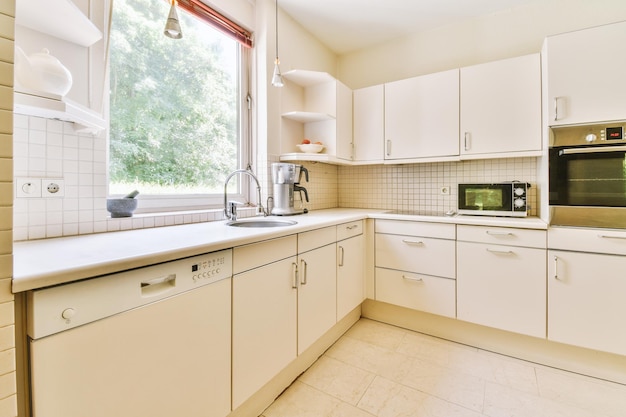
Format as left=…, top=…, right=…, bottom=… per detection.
left=297, top=143, right=325, bottom=153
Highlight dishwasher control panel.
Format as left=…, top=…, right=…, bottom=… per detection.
left=27, top=249, right=233, bottom=339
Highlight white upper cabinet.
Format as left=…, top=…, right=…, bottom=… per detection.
left=545, top=21, right=626, bottom=126
left=353, top=85, right=384, bottom=163
left=384, top=69, right=460, bottom=162
left=460, top=53, right=542, bottom=158
left=280, top=70, right=353, bottom=164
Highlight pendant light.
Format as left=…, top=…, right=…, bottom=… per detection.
left=164, top=0, right=183, bottom=39
left=271, top=0, right=284, bottom=87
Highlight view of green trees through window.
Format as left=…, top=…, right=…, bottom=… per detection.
left=109, top=0, right=240, bottom=196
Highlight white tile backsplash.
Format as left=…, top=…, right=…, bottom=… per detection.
left=13, top=115, right=539, bottom=241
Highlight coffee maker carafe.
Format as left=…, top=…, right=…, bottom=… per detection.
left=270, top=163, right=309, bottom=215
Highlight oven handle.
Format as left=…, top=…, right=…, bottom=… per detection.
left=559, top=145, right=626, bottom=156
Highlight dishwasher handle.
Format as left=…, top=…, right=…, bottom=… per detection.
left=141, top=274, right=177, bottom=297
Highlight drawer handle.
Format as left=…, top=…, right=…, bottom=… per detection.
left=486, top=231, right=514, bottom=237
left=402, top=239, right=424, bottom=246
left=598, top=234, right=626, bottom=240
left=346, top=225, right=359, bottom=230
left=486, top=248, right=514, bottom=255
left=402, top=275, right=424, bottom=282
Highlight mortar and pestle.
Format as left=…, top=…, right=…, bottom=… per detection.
left=107, top=190, right=139, bottom=218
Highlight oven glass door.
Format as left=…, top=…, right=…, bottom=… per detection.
left=549, top=145, right=626, bottom=207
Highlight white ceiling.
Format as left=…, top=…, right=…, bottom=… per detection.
left=278, top=0, right=541, bottom=54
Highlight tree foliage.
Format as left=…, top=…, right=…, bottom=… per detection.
left=109, top=0, right=238, bottom=191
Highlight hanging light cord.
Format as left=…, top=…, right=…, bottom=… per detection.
left=275, top=0, right=279, bottom=61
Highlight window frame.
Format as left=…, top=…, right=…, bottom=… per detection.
left=107, top=1, right=253, bottom=215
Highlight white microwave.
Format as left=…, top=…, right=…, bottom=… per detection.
left=458, top=182, right=530, bottom=217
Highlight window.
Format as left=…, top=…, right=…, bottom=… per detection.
left=109, top=0, right=250, bottom=213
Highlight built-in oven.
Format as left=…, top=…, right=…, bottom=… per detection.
left=549, top=121, right=626, bottom=228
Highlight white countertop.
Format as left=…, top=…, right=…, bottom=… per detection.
left=13, top=208, right=547, bottom=292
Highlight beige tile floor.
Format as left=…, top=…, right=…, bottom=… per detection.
left=261, top=319, right=626, bottom=417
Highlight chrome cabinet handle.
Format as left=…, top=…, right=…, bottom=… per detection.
left=346, top=224, right=358, bottom=230
left=464, top=132, right=470, bottom=151
left=402, top=275, right=423, bottom=282
left=300, top=259, right=308, bottom=285
left=553, top=97, right=559, bottom=121
left=553, top=255, right=560, bottom=280
left=486, top=231, right=514, bottom=237
left=402, top=239, right=424, bottom=246
left=486, top=248, right=514, bottom=255
left=386, top=140, right=392, bottom=156
left=338, top=246, right=345, bottom=267
left=292, top=262, right=298, bottom=288
left=598, top=234, right=626, bottom=240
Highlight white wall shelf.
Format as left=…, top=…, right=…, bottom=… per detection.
left=16, top=0, right=103, bottom=47
left=15, top=90, right=106, bottom=134
left=281, top=111, right=334, bottom=123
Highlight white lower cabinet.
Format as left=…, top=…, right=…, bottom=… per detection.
left=337, top=221, right=365, bottom=320
left=232, top=236, right=298, bottom=409
left=297, top=227, right=337, bottom=354
left=375, top=220, right=456, bottom=317
left=548, top=227, right=626, bottom=356
left=457, top=225, right=546, bottom=338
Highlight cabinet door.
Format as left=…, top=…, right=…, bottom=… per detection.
left=546, top=21, right=626, bottom=126
left=457, top=242, right=546, bottom=338
left=337, top=234, right=365, bottom=320
left=335, top=80, right=354, bottom=160
left=353, top=85, right=384, bottom=162
left=548, top=250, right=626, bottom=356
left=232, top=257, right=297, bottom=409
left=460, top=53, right=541, bottom=157
left=298, top=244, right=337, bottom=355
left=385, top=69, right=459, bottom=160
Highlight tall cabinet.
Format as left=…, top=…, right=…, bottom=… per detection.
left=544, top=21, right=626, bottom=126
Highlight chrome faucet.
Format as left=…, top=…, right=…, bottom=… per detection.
left=223, top=168, right=267, bottom=220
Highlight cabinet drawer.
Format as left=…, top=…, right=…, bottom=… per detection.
left=337, top=220, right=363, bottom=241
left=375, top=268, right=455, bottom=318
left=375, top=233, right=455, bottom=278
left=298, top=226, right=336, bottom=253
left=457, top=225, right=546, bottom=248
left=233, top=235, right=297, bottom=274
left=548, top=227, right=626, bottom=255
left=375, top=219, right=455, bottom=239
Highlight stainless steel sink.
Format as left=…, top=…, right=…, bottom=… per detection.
left=227, top=218, right=297, bottom=228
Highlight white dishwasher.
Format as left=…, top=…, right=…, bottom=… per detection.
left=26, top=249, right=232, bottom=417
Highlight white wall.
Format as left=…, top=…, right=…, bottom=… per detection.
left=338, top=0, right=626, bottom=89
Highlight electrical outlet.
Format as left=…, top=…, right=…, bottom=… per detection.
left=440, top=186, right=450, bottom=195
left=16, top=177, right=42, bottom=198
left=42, top=179, right=65, bottom=198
